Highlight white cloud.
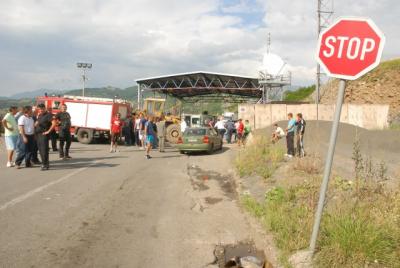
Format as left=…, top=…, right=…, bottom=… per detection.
left=0, top=0, right=398, bottom=96
left=256, top=0, right=399, bottom=82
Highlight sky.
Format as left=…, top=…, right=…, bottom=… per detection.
left=0, top=0, right=398, bottom=96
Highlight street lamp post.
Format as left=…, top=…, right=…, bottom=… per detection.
left=76, top=62, right=92, bottom=97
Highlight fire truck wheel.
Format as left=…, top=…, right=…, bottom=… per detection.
left=77, top=128, right=94, bottom=144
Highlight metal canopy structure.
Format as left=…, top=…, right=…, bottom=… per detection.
left=135, top=71, right=262, bottom=106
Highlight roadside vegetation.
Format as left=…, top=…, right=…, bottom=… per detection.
left=235, top=136, right=285, bottom=180
left=284, top=85, right=315, bottom=102
left=238, top=135, right=400, bottom=267
left=389, top=123, right=400, bottom=130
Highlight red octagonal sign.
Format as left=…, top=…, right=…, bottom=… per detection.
left=317, top=17, right=385, bottom=80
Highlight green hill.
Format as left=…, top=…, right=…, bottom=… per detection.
left=64, top=86, right=138, bottom=101
left=284, top=85, right=315, bottom=102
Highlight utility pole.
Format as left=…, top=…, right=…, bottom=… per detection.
left=316, top=0, right=334, bottom=119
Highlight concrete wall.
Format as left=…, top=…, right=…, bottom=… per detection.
left=238, top=104, right=389, bottom=130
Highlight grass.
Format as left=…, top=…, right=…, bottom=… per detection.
left=235, top=136, right=285, bottom=180
left=238, top=134, right=400, bottom=267
left=241, top=179, right=400, bottom=268
left=377, top=58, right=400, bottom=71
left=284, top=85, right=315, bottom=102
left=389, top=123, right=400, bottom=130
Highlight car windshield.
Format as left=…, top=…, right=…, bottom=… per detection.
left=184, top=128, right=207, bottom=136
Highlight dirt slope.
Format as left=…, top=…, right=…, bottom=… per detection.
left=258, top=120, right=400, bottom=182
left=320, top=58, right=400, bottom=123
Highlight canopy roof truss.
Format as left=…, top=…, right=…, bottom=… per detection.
left=135, top=71, right=262, bottom=101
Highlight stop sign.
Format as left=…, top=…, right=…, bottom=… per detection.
left=317, top=17, right=385, bottom=80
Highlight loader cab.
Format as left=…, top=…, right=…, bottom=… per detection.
left=143, top=98, right=165, bottom=117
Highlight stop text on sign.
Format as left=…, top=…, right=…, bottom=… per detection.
left=322, top=36, right=375, bottom=60
left=317, top=17, right=385, bottom=80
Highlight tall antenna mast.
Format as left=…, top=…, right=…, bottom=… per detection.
left=316, top=0, right=334, bottom=119
left=267, top=32, right=271, bottom=54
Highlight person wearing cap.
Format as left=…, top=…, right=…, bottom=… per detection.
left=35, top=103, right=56, bottom=170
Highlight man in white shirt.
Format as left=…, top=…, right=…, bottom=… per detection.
left=272, top=123, right=285, bottom=144
left=15, top=106, right=35, bottom=169
left=214, top=118, right=226, bottom=142
left=181, top=120, right=187, bottom=133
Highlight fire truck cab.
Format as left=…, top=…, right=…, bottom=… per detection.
left=36, top=95, right=132, bottom=144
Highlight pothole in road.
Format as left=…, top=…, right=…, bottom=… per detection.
left=212, top=241, right=272, bottom=268
left=187, top=165, right=237, bottom=200
left=205, top=196, right=223, bottom=205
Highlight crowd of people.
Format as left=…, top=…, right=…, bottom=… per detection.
left=1, top=103, right=72, bottom=170
left=2, top=105, right=257, bottom=167
left=272, top=112, right=306, bottom=158
left=110, top=112, right=165, bottom=159
left=209, top=117, right=252, bottom=147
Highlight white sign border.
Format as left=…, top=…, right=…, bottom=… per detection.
left=316, top=16, right=386, bottom=81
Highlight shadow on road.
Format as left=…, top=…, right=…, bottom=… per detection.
left=185, top=146, right=230, bottom=156
left=50, top=156, right=128, bottom=170
left=152, top=154, right=184, bottom=159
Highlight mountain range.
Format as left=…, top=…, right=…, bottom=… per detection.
left=1, top=86, right=139, bottom=100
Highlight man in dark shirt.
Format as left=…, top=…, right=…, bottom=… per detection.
left=225, top=120, right=235, bottom=144
left=48, top=108, right=58, bottom=152
left=35, top=104, right=56, bottom=170
left=55, top=104, right=72, bottom=159
left=295, top=113, right=306, bottom=157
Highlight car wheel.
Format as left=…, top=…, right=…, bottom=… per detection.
left=207, top=144, right=214, bottom=154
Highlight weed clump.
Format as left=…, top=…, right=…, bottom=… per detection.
left=235, top=136, right=285, bottom=180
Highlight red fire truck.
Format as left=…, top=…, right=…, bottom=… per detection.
left=36, top=95, right=132, bottom=144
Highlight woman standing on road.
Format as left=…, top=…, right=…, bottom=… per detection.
left=35, top=104, right=56, bottom=171
left=110, top=113, right=123, bottom=153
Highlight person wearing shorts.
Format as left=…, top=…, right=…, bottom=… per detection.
left=139, top=113, right=147, bottom=150
left=145, top=116, right=157, bottom=159
left=110, top=113, right=123, bottom=153
left=2, top=106, right=19, bottom=167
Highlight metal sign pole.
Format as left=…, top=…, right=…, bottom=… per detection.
left=82, top=68, right=86, bottom=97
left=309, top=79, right=346, bottom=253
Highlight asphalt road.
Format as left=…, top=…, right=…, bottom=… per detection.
left=0, top=140, right=257, bottom=268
